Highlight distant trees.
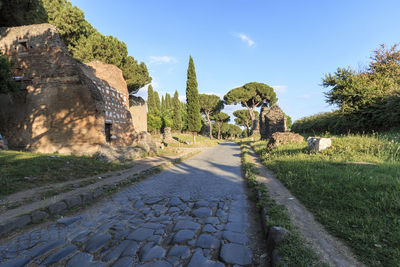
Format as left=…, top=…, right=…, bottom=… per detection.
left=186, top=56, right=202, bottom=143
left=0, top=53, right=19, bottom=94
left=221, top=124, right=242, bottom=139
left=233, top=109, right=259, bottom=136
left=212, top=112, right=230, bottom=139
left=224, top=82, right=277, bottom=133
left=172, top=91, right=183, bottom=131
left=199, top=94, right=224, bottom=138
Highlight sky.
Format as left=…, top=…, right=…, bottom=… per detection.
left=70, top=0, right=400, bottom=122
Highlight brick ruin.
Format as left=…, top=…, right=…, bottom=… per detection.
left=259, top=104, right=287, bottom=140
left=0, top=24, right=148, bottom=155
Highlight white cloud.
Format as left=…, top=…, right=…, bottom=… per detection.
left=179, top=95, right=186, bottom=102
left=149, top=56, right=177, bottom=65
left=234, top=33, right=255, bottom=47
left=272, top=85, right=287, bottom=94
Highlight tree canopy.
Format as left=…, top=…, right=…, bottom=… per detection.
left=0, top=53, right=19, bottom=94
left=233, top=109, right=259, bottom=135
left=212, top=112, right=230, bottom=139
left=224, top=82, right=277, bottom=132
left=199, top=94, right=224, bottom=138
left=172, top=91, right=183, bottom=131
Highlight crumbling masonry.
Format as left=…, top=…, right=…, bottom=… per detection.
left=259, top=104, right=287, bottom=140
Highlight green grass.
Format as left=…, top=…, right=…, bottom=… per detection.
left=240, top=143, right=326, bottom=266
left=152, top=133, right=221, bottom=148
left=251, top=133, right=400, bottom=266
left=0, top=150, right=129, bottom=197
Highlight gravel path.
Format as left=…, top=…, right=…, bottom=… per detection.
left=0, top=143, right=266, bottom=266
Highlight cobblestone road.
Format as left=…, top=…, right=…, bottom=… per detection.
left=0, top=143, right=265, bottom=266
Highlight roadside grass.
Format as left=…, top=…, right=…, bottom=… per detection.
left=240, top=143, right=327, bottom=266
left=0, top=150, right=129, bottom=197
left=251, top=134, right=400, bottom=266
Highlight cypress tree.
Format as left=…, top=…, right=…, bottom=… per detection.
left=147, top=85, right=155, bottom=112
left=154, top=91, right=161, bottom=113
left=185, top=56, right=201, bottom=143
left=172, top=90, right=182, bottom=131
left=161, top=95, right=165, bottom=112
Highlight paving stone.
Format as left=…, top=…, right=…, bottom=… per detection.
left=192, top=207, right=212, bottom=217
left=174, top=220, right=201, bottom=231
left=223, top=231, right=249, bottom=244
left=188, top=249, right=224, bottom=267
left=142, top=222, right=165, bottom=230
left=167, top=245, right=190, bottom=259
left=202, top=224, right=217, bottom=233
left=102, top=240, right=130, bottom=262
left=205, top=217, right=219, bottom=225
left=224, top=222, right=247, bottom=233
left=121, top=241, right=139, bottom=256
left=112, top=256, right=134, bottom=267
left=152, top=235, right=163, bottom=245
left=57, top=216, right=82, bottom=226
left=0, top=256, right=30, bottom=267
left=129, top=218, right=145, bottom=225
left=64, top=195, right=82, bottom=208
left=48, top=202, right=67, bottom=215
left=220, top=243, right=252, bottom=265
left=150, top=215, right=171, bottom=222
left=180, top=193, right=190, bottom=202
left=133, top=199, right=145, bottom=208
left=127, top=228, right=154, bottom=241
left=31, top=211, right=49, bottom=224
left=84, top=233, right=111, bottom=253
left=195, top=200, right=209, bottom=207
left=166, top=257, right=180, bottom=266
left=137, top=260, right=172, bottom=267
left=196, top=234, right=220, bottom=249
left=143, top=197, right=163, bottom=205
left=27, top=240, right=64, bottom=258
left=43, top=245, right=77, bottom=265
left=155, top=229, right=165, bottom=235
left=140, top=245, right=166, bottom=261
left=71, top=231, right=92, bottom=244
left=168, top=197, right=183, bottom=206
left=167, top=207, right=181, bottom=213
left=66, top=252, right=104, bottom=267
left=173, top=230, right=195, bottom=243
left=0, top=215, right=31, bottom=236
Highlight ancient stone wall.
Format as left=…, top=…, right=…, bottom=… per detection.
left=129, top=96, right=147, bottom=133
left=259, top=104, right=287, bottom=140
left=0, top=24, right=147, bottom=154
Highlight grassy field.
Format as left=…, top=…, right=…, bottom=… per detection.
left=251, top=133, right=400, bottom=266
left=0, top=150, right=129, bottom=197
left=152, top=132, right=221, bottom=148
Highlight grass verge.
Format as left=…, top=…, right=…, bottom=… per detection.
left=239, top=142, right=327, bottom=266
left=0, top=150, right=129, bottom=197
left=251, top=133, right=400, bottom=266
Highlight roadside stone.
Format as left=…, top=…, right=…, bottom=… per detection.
left=196, top=234, right=220, bottom=249
left=48, top=201, right=67, bottom=215
left=202, top=224, right=217, bottom=233
left=81, top=192, right=93, bottom=204
left=141, top=245, right=166, bottom=261
left=92, top=188, right=104, bottom=199
left=271, top=248, right=282, bottom=266
left=174, top=220, right=201, bottom=231
left=188, top=249, right=224, bottom=267
left=43, top=244, right=77, bottom=265
left=0, top=215, right=32, bottom=236
left=168, top=245, right=190, bottom=259
left=266, top=226, right=289, bottom=251
left=223, top=231, right=249, bottom=244
left=307, top=137, right=332, bottom=152
left=31, top=211, right=49, bottom=224
left=64, top=195, right=82, bottom=208
left=57, top=216, right=81, bottom=226
left=173, top=230, right=195, bottom=243
left=127, top=228, right=154, bottom=241
left=220, top=243, right=252, bottom=265
left=0, top=256, right=30, bottom=267
left=27, top=240, right=64, bottom=258
left=112, top=256, right=134, bottom=267
left=102, top=240, right=130, bottom=262
left=192, top=207, right=212, bottom=217
left=84, top=233, right=111, bottom=253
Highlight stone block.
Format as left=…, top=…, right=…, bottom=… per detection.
left=268, top=132, right=304, bottom=148
left=64, top=195, right=82, bottom=208
left=266, top=226, right=289, bottom=251
left=48, top=201, right=67, bottom=215
left=307, top=137, right=332, bottom=152
left=81, top=192, right=93, bottom=204
left=31, top=210, right=49, bottom=223
left=0, top=215, right=31, bottom=236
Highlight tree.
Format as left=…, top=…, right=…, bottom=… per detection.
left=0, top=0, right=48, bottom=26
left=154, top=91, right=161, bottom=112
left=212, top=112, right=230, bottom=139
left=199, top=94, right=224, bottom=138
left=172, top=90, right=182, bottom=131
left=185, top=56, right=202, bottom=143
left=284, top=114, right=292, bottom=129
left=221, top=124, right=242, bottom=139
left=147, top=112, right=162, bottom=133
left=224, top=82, right=277, bottom=133
left=147, top=85, right=156, bottom=112
left=0, top=53, right=19, bottom=94
left=233, top=109, right=258, bottom=136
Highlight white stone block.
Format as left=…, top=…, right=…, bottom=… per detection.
left=307, top=137, right=332, bottom=152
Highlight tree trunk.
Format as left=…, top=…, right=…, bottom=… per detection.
left=206, top=112, right=213, bottom=139
left=192, top=132, right=196, bottom=144
left=249, top=108, right=259, bottom=135
left=217, top=126, right=221, bottom=140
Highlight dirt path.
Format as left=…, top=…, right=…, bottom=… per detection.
left=247, top=149, right=363, bottom=267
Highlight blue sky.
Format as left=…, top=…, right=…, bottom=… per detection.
left=70, top=0, right=400, bottom=122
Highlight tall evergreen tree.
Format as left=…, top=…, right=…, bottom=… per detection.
left=154, top=91, right=161, bottom=113
left=147, top=85, right=155, bottom=112
left=161, top=95, right=165, bottom=112
left=185, top=56, right=201, bottom=143
left=172, top=90, right=182, bottom=131
left=165, top=93, right=172, bottom=110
